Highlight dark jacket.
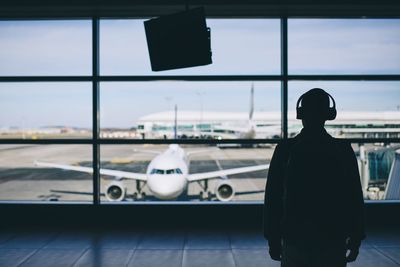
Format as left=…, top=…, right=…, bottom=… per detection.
left=264, top=128, right=365, bottom=245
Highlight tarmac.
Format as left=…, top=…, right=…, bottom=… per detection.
left=0, top=145, right=274, bottom=202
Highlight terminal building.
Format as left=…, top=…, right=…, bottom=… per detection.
left=0, top=0, right=399, bottom=266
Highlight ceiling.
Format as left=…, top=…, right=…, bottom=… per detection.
left=0, top=0, right=399, bottom=18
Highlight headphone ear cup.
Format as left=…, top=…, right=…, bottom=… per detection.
left=296, top=107, right=304, bottom=119
left=326, top=107, right=337, bottom=120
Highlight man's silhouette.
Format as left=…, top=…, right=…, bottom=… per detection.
left=264, top=88, right=365, bottom=267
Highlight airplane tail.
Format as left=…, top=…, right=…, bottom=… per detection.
left=249, top=83, right=254, bottom=122
left=174, top=104, right=178, bottom=139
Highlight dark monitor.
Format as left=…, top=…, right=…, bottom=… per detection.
left=144, top=7, right=212, bottom=71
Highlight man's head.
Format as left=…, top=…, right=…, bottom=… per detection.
left=296, top=88, right=337, bottom=129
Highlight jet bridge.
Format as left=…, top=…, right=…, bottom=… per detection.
left=384, top=149, right=400, bottom=200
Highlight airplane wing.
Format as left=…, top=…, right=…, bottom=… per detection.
left=35, top=161, right=147, bottom=181
left=187, top=164, right=269, bottom=182
left=187, top=149, right=216, bottom=157
left=133, top=148, right=161, bottom=155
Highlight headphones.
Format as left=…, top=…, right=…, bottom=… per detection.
left=296, top=88, right=337, bottom=120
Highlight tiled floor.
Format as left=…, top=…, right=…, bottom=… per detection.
left=0, top=228, right=399, bottom=267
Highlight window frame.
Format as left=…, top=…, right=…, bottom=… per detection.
left=0, top=16, right=399, bottom=205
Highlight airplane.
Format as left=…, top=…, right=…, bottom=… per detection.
left=35, top=144, right=269, bottom=202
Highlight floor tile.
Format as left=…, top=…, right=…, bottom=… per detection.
left=185, top=231, right=230, bottom=249
left=1, top=232, right=56, bottom=249
left=232, top=249, right=280, bottom=267
left=0, top=233, right=15, bottom=245
left=94, top=231, right=140, bottom=249
left=348, top=248, right=399, bottom=267
left=0, top=248, right=37, bottom=267
left=376, top=247, right=400, bottom=265
left=230, top=231, right=268, bottom=249
left=19, top=248, right=86, bottom=267
left=365, top=229, right=400, bottom=247
left=43, top=232, right=94, bottom=249
left=138, top=231, right=185, bottom=249
left=183, top=249, right=235, bottom=267
left=74, top=248, right=134, bottom=267
left=128, top=249, right=183, bottom=267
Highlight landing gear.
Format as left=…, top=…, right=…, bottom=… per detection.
left=199, top=180, right=212, bottom=201
left=200, top=191, right=212, bottom=200
left=132, top=180, right=146, bottom=200
left=132, top=192, right=146, bottom=200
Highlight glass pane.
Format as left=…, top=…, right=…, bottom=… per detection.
left=100, top=144, right=272, bottom=202
left=352, top=143, right=400, bottom=201
left=0, top=20, right=92, bottom=76
left=288, top=19, right=400, bottom=74
left=288, top=81, right=400, bottom=138
left=0, top=83, right=92, bottom=139
left=100, top=81, right=281, bottom=139
left=0, top=145, right=92, bottom=202
left=100, top=19, right=280, bottom=75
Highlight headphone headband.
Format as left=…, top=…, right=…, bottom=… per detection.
left=296, top=89, right=337, bottom=120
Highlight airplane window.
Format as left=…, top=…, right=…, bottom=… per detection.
left=155, top=169, right=164, bottom=174
left=176, top=168, right=183, bottom=174
left=166, top=169, right=175, bottom=174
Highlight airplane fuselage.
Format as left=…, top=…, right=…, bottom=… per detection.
left=146, top=144, right=189, bottom=200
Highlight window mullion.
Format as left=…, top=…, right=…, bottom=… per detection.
left=92, top=17, right=100, bottom=205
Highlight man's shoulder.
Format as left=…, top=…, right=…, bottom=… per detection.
left=330, top=137, right=352, bottom=148
left=276, top=137, right=298, bottom=150
left=328, top=137, right=355, bottom=158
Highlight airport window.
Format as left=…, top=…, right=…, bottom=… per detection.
left=0, top=20, right=92, bottom=76
left=288, top=19, right=400, bottom=74
left=0, top=145, right=92, bottom=202
left=288, top=81, right=400, bottom=139
left=100, top=81, right=281, bottom=140
left=100, top=144, right=271, bottom=202
left=100, top=19, right=281, bottom=75
left=0, top=17, right=399, bottom=203
left=0, top=82, right=92, bottom=140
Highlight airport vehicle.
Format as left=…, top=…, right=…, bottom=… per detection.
left=35, top=144, right=269, bottom=201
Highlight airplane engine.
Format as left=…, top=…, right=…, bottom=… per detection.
left=215, top=180, right=235, bottom=201
left=105, top=181, right=126, bottom=201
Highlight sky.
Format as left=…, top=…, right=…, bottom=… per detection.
left=0, top=19, right=399, bottom=128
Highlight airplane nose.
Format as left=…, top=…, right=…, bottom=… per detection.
left=148, top=175, right=185, bottom=200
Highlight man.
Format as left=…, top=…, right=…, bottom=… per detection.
left=264, top=88, right=365, bottom=267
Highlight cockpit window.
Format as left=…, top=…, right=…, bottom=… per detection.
left=151, top=168, right=182, bottom=175
left=151, top=169, right=165, bottom=174
left=166, top=169, right=175, bottom=174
